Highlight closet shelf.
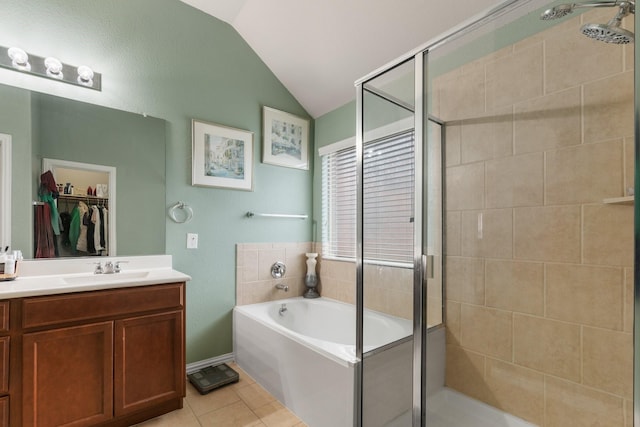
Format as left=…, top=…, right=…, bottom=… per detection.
left=602, top=196, right=634, bottom=205
left=58, top=194, right=109, bottom=204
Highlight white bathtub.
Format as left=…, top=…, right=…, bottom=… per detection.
left=233, top=297, right=414, bottom=426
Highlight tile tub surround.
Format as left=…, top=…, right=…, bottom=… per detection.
left=435, top=8, right=634, bottom=427
left=236, top=242, right=314, bottom=305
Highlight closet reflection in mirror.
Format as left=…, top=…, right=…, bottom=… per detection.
left=36, top=159, right=116, bottom=258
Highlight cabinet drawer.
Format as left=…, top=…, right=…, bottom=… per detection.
left=22, top=283, right=184, bottom=329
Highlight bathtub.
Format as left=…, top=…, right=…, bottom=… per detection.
left=233, top=297, right=415, bottom=426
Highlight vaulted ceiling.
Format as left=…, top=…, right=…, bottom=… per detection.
left=180, top=0, right=505, bottom=118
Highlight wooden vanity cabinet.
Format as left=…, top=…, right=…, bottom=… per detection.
left=9, top=282, right=186, bottom=427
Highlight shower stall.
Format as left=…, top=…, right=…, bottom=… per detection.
left=352, top=0, right=637, bottom=425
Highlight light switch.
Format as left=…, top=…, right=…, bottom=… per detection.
left=187, top=233, right=198, bottom=249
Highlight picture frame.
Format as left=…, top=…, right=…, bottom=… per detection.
left=262, top=106, right=309, bottom=170
left=192, top=119, right=254, bottom=191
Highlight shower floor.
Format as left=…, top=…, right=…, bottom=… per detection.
left=387, top=387, right=537, bottom=427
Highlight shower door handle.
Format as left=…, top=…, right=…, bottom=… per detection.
left=421, top=254, right=434, bottom=280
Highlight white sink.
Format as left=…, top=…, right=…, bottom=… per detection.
left=62, top=271, right=150, bottom=285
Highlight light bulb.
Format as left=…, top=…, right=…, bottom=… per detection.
left=44, top=57, right=63, bottom=79
left=7, top=47, right=30, bottom=71
left=77, top=65, right=94, bottom=86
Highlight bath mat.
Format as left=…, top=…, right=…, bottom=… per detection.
left=188, top=363, right=239, bottom=394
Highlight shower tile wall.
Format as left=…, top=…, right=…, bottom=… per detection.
left=434, top=9, right=633, bottom=427
left=235, top=242, right=313, bottom=305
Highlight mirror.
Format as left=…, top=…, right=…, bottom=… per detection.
left=0, top=82, right=167, bottom=259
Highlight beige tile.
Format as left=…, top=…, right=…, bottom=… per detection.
left=389, top=289, right=414, bottom=320
left=253, top=401, right=302, bottom=427
left=445, top=124, right=461, bottom=166
left=513, top=206, right=581, bottom=263
left=583, top=204, right=633, bottom=267
left=445, top=211, right=461, bottom=256
left=513, top=314, right=581, bottom=381
left=426, top=296, right=443, bottom=326
left=445, top=257, right=484, bottom=305
left=583, top=327, right=632, bottom=398
left=236, top=382, right=277, bottom=411
left=198, top=400, right=264, bottom=427
left=485, top=152, right=543, bottom=208
left=584, top=71, right=634, bottom=143
left=485, top=260, right=544, bottom=316
left=486, top=44, right=543, bottom=109
left=445, top=344, right=487, bottom=402
left=133, top=400, right=200, bottom=427
left=228, top=362, right=257, bottom=391
left=545, top=140, right=623, bottom=205
left=513, top=87, right=581, bottom=155
left=545, top=23, right=623, bottom=94
left=446, top=162, right=485, bottom=211
left=545, top=376, right=624, bottom=427
left=484, top=359, right=544, bottom=426
left=186, top=384, right=241, bottom=417
left=625, top=399, right=633, bottom=427
left=460, top=108, right=513, bottom=164
left=438, top=65, right=486, bottom=122
left=445, top=301, right=461, bottom=345
left=461, top=209, right=513, bottom=259
left=624, top=268, right=633, bottom=333
left=546, top=263, right=623, bottom=330
left=460, top=305, right=512, bottom=361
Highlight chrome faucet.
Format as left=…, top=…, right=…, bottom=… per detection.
left=279, top=303, right=287, bottom=316
left=93, top=262, right=103, bottom=274
left=104, top=261, right=116, bottom=274
left=275, top=283, right=289, bottom=292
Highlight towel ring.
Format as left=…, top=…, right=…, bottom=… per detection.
left=168, top=201, right=193, bottom=224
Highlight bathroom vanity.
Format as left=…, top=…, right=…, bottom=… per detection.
left=0, top=255, right=190, bottom=427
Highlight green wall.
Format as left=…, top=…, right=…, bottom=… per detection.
left=0, top=0, right=312, bottom=363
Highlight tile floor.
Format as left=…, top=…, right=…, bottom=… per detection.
left=134, top=362, right=307, bottom=427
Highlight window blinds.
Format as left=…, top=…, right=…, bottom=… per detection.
left=321, top=130, right=415, bottom=264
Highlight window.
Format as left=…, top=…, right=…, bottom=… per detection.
left=321, top=130, right=414, bottom=265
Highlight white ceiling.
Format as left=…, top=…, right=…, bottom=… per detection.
left=180, top=0, right=505, bottom=118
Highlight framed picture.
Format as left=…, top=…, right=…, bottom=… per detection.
left=192, top=119, right=254, bottom=191
left=262, top=106, right=309, bottom=170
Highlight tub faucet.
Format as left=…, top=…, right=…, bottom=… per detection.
left=279, top=303, right=287, bottom=316
left=275, top=283, right=289, bottom=292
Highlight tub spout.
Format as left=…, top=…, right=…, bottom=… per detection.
left=279, top=303, right=287, bottom=316
left=275, top=283, right=289, bottom=292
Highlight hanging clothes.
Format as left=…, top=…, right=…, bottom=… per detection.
left=69, top=205, right=81, bottom=254
left=91, top=206, right=102, bottom=253
left=76, top=201, right=90, bottom=253
left=34, top=204, right=56, bottom=258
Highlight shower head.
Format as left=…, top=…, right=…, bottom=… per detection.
left=541, top=4, right=576, bottom=20
left=581, top=2, right=635, bottom=43
left=581, top=22, right=635, bottom=42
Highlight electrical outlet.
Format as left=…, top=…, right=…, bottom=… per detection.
left=187, top=233, right=198, bottom=249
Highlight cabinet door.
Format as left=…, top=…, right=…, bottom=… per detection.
left=114, top=310, right=184, bottom=416
left=23, top=322, right=114, bottom=427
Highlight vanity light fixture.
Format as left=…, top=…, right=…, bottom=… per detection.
left=7, top=47, right=30, bottom=71
left=0, top=45, right=101, bottom=91
left=44, top=57, right=63, bottom=79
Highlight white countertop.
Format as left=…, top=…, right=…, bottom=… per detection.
left=0, top=255, right=191, bottom=298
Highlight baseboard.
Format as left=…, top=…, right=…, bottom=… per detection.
left=186, top=353, right=235, bottom=374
